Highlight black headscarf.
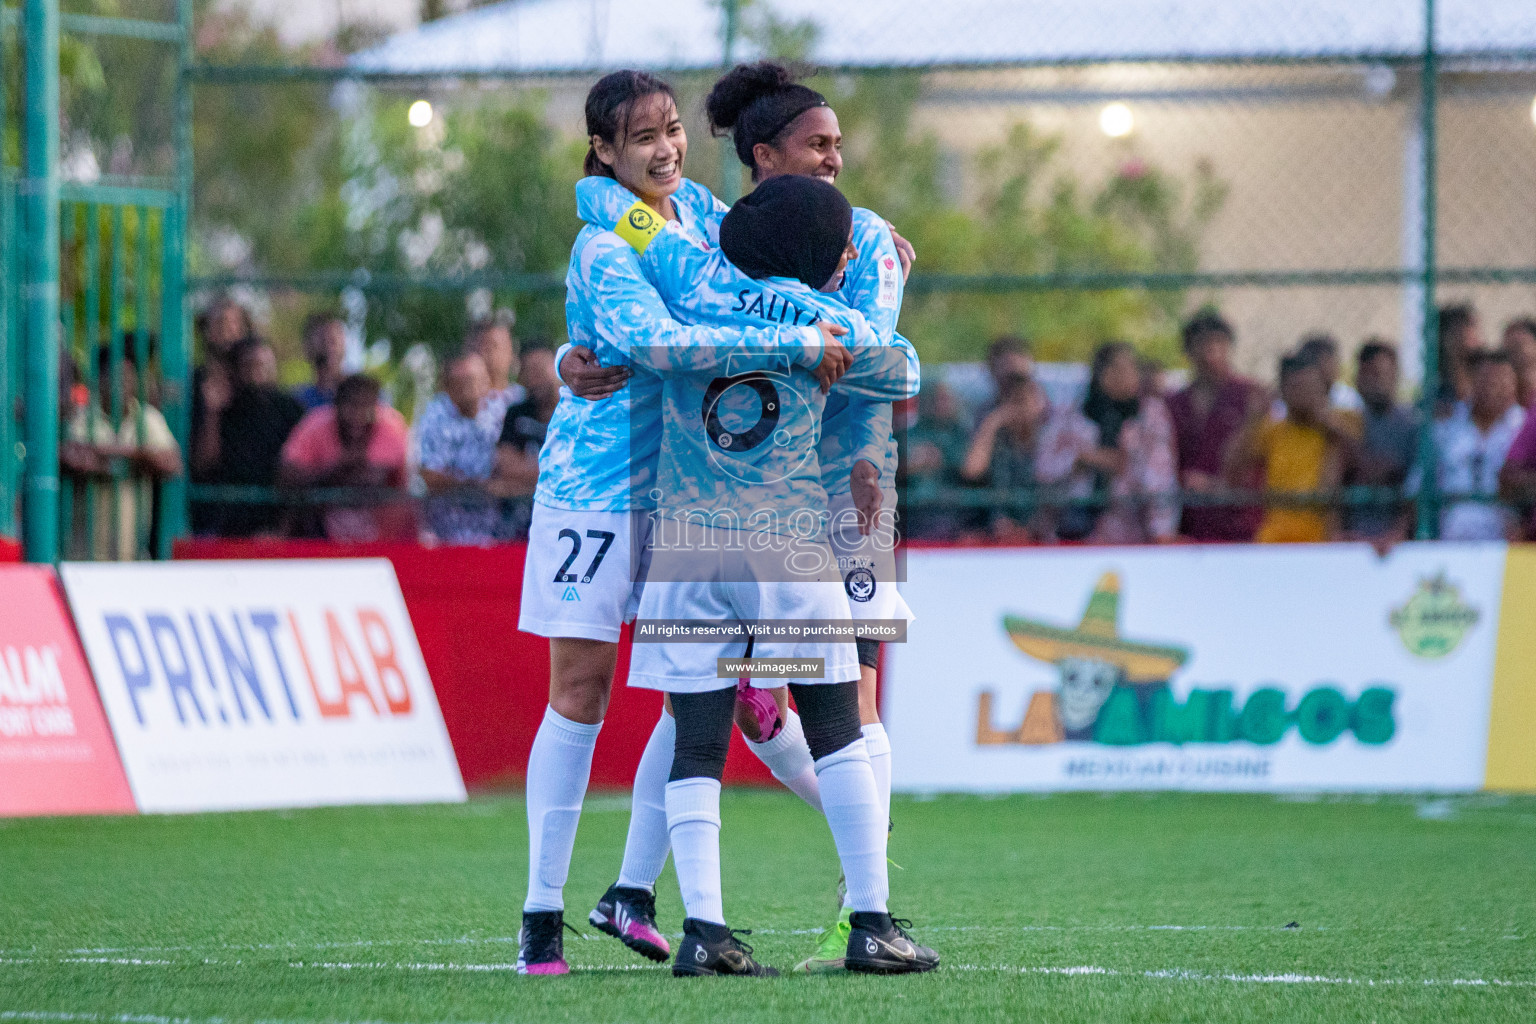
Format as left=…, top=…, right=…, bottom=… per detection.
left=719, top=174, right=852, bottom=289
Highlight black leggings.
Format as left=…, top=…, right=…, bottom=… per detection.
left=670, top=681, right=863, bottom=782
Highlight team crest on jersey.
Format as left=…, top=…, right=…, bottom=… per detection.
left=703, top=373, right=781, bottom=453
left=877, top=255, right=899, bottom=309
left=561, top=586, right=581, bottom=602
left=844, top=567, right=877, bottom=603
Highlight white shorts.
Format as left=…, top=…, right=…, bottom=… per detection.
left=518, top=504, right=653, bottom=643
left=627, top=530, right=860, bottom=693
left=827, top=488, right=913, bottom=624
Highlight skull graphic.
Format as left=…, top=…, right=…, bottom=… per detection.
left=1056, top=656, right=1121, bottom=732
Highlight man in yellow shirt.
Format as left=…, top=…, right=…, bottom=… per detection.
left=1226, top=353, right=1360, bottom=543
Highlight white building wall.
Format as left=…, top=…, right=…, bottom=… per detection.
left=217, top=0, right=420, bottom=47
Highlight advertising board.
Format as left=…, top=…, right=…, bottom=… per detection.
left=0, top=565, right=134, bottom=816
left=886, top=544, right=1510, bottom=791
left=62, top=559, right=466, bottom=813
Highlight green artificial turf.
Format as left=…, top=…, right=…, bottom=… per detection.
left=1, top=791, right=1532, bottom=1023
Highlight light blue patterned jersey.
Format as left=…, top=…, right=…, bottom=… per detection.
left=821, top=390, right=895, bottom=491
left=575, top=177, right=919, bottom=404
left=537, top=202, right=824, bottom=513
left=574, top=177, right=917, bottom=538
left=638, top=276, right=910, bottom=542
left=672, top=181, right=909, bottom=495
left=820, top=207, right=906, bottom=492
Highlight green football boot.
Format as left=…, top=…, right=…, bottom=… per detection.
left=793, top=906, right=853, bottom=974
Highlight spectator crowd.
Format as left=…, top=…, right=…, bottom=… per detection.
left=180, top=298, right=560, bottom=550
left=901, top=305, right=1536, bottom=546
left=62, top=292, right=1536, bottom=557
left=54, top=291, right=546, bottom=555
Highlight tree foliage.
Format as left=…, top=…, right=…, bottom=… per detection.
left=335, top=93, right=584, bottom=357
left=825, top=72, right=1227, bottom=364
left=10, top=0, right=1230, bottom=386
left=711, top=4, right=1227, bottom=363
left=179, top=5, right=1225, bottom=375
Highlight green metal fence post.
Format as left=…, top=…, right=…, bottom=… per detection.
left=0, top=2, right=9, bottom=541
left=83, top=203, right=99, bottom=544
left=716, top=0, right=741, bottom=204
left=133, top=206, right=152, bottom=557
left=1414, top=0, right=1439, bottom=541
left=156, top=0, right=193, bottom=558
left=58, top=203, right=75, bottom=554
left=1, top=178, right=14, bottom=542
left=108, top=205, right=125, bottom=556
left=0, top=187, right=11, bottom=542
left=21, top=0, right=60, bottom=563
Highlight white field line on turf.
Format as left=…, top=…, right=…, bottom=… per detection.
left=288, top=962, right=521, bottom=972
left=285, top=961, right=647, bottom=973
left=0, top=922, right=1390, bottom=959
left=0, top=936, right=525, bottom=958
left=3, top=957, right=1532, bottom=987
left=3, top=1013, right=399, bottom=1024
left=1, top=1015, right=213, bottom=1024
left=0, top=958, right=659, bottom=974
left=1009, top=966, right=1536, bottom=987
left=2, top=1014, right=331, bottom=1024
left=0, top=960, right=176, bottom=967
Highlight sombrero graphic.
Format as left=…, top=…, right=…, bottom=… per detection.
left=1003, top=572, right=1188, bottom=683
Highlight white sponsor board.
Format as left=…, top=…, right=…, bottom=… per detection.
left=886, top=543, right=1504, bottom=792
left=62, top=560, right=466, bottom=813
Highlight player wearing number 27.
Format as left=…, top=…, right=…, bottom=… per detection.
left=576, top=173, right=919, bottom=558
left=521, top=195, right=830, bottom=643
left=513, top=71, right=844, bottom=976
left=587, top=172, right=934, bottom=976
left=577, top=61, right=926, bottom=977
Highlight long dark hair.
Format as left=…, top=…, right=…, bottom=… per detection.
left=706, top=61, right=827, bottom=178
left=1082, top=341, right=1141, bottom=448
left=194, top=293, right=255, bottom=355
left=583, top=70, right=677, bottom=178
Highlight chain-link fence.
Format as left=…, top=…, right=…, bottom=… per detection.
left=5, top=0, right=1536, bottom=556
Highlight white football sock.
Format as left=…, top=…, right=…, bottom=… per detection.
left=862, top=722, right=892, bottom=823
left=746, top=709, right=822, bottom=812
left=815, top=738, right=889, bottom=914
left=616, top=711, right=674, bottom=892
left=666, top=776, right=725, bottom=925
left=523, top=706, right=601, bottom=913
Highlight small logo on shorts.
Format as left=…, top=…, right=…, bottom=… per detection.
left=562, top=586, right=581, bottom=602
left=844, top=567, right=876, bottom=603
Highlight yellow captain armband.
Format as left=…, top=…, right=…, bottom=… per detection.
left=613, top=201, right=664, bottom=254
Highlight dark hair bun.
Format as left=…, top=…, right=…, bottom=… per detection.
left=707, top=61, right=796, bottom=134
